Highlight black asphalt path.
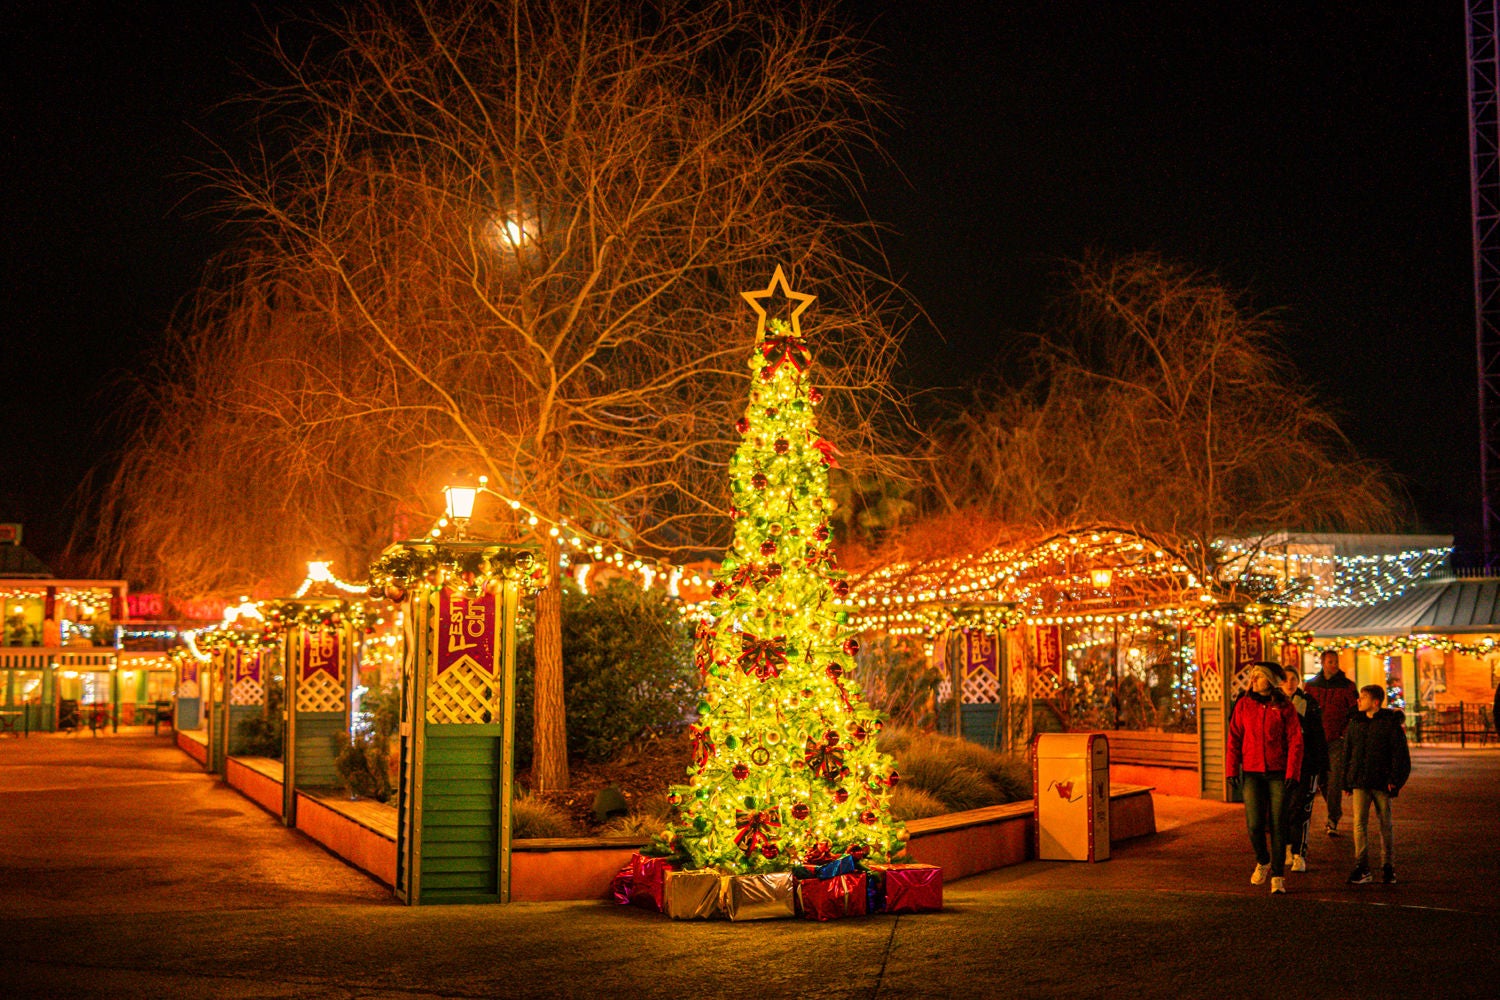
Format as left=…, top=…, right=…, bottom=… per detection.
left=1, top=733, right=1496, bottom=998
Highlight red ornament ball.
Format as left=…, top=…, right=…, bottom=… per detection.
left=765, top=407, right=779, bottom=419
left=809, top=388, right=824, bottom=404
left=825, top=664, right=843, bottom=680
left=751, top=472, right=768, bottom=490
left=814, top=524, right=830, bottom=542
left=823, top=730, right=840, bottom=746
left=760, top=539, right=778, bottom=557
left=760, top=844, right=780, bottom=860
left=842, top=638, right=861, bottom=657
left=774, top=438, right=790, bottom=454
left=834, top=788, right=849, bottom=804
left=848, top=843, right=870, bottom=861
left=832, top=580, right=850, bottom=599
left=710, top=581, right=727, bottom=599
left=860, top=810, right=877, bottom=825
left=888, top=771, right=900, bottom=788
left=791, top=803, right=810, bottom=821
left=735, top=417, right=750, bottom=435
left=766, top=562, right=783, bottom=578
left=732, top=763, right=750, bottom=780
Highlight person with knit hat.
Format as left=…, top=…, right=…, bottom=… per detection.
left=1226, top=661, right=1305, bottom=894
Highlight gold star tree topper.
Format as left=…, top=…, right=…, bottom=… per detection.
left=740, top=265, right=816, bottom=343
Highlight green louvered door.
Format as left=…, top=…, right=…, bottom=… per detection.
left=396, top=563, right=520, bottom=905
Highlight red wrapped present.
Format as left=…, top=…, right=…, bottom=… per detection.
left=629, top=853, right=677, bottom=913
left=608, top=863, right=633, bottom=906
left=798, top=873, right=867, bottom=921
left=869, top=863, right=942, bottom=913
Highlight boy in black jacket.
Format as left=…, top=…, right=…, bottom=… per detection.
left=1343, top=684, right=1411, bottom=885
left=1279, top=665, right=1328, bottom=872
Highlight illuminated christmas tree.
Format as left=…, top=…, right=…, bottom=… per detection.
left=667, top=268, right=906, bottom=872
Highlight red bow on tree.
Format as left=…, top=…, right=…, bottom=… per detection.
left=812, top=437, right=840, bottom=467
left=738, top=633, right=788, bottom=682
left=734, top=808, right=782, bottom=854
left=689, top=724, right=716, bottom=769
left=804, top=736, right=846, bottom=780
left=760, top=336, right=811, bottom=378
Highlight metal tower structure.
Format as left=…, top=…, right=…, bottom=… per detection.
left=1469, top=0, right=1500, bottom=564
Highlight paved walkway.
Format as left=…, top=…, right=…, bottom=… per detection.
left=0, top=737, right=1495, bottom=998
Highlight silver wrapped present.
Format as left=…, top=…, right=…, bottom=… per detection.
left=722, top=872, right=796, bottom=921
left=663, top=869, right=724, bottom=920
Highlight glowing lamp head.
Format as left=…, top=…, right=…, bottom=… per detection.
left=444, top=482, right=478, bottom=521
left=1089, top=567, right=1114, bottom=590
left=306, top=560, right=334, bottom=583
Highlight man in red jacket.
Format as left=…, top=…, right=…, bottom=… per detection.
left=1304, top=650, right=1359, bottom=836
left=1226, top=663, right=1305, bottom=894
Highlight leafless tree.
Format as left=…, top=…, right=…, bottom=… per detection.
left=86, top=1, right=910, bottom=791
left=915, top=253, right=1401, bottom=585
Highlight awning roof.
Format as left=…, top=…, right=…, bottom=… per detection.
left=1296, top=577, right=1500, bottom=637
left=1294, top=583, right=1442, bottom=636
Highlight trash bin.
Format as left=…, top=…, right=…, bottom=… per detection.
left=1033, top=733, right=1110, bottom=862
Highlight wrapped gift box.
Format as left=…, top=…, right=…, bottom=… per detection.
left=664, top=869, right=724, bottom=920
left=868, top=863, right=942, bottom=913
left=813, top=854, right=860, bottom=880
left=629, top=853, right=677, bottom=913
left=798, top=872, right=867, bottom=921
left=722, top=872, right=796, bottom=921
left=608, top=863, right=633, bottom=906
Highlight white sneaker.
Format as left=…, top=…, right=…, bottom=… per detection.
left=1252, top=863, right=1270, bottom=885
left=1271, top=877, right=1287, bottom=894
left=1291, top=854, right=1307, bottom=873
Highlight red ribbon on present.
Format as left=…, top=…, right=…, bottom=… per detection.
left=760, top=336, right=811, bottom=378
left=734, top=808, right=782, bottom=854
left=738, top=633, right=788, bottom=682
left=689, top=724, right=716, bottom=769
left=804, top=737, right=846, bottom=780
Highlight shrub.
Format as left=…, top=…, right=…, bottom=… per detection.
left=333, top=682, right=400, bottom=802
left=514, top=580, right=697, bottom=764
left=511, top=790, right=576, bottom=839
left=888, top=785, right=947, bottom=821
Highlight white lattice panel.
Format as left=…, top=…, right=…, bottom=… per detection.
left=962, top=668, right=998, bottom=704
left=231, top=678, right=265, bottom=706
left=427, top=661, right=497, bottom=724
left=297, top=671, right=345, bottom=713
left=1032, top=670, right=1061, bottom=700
left=178, top=680, right=200, bottom=699
left=1231, top=665, right=1252, bottom=696
left=937, top=675, right=952, bottom=702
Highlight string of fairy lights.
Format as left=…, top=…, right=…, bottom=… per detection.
left=426, top=475, right=714, bottom=598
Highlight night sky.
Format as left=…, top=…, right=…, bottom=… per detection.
left=0, top=1, right=1479, bottom=572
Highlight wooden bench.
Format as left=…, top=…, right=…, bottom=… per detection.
left=1102, top=730, right=1198, bottom=769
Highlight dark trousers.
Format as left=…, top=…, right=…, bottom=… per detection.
left=1282, top=774, right=1318, bottom=858
left=1242, top=772, right=1289, bottom=876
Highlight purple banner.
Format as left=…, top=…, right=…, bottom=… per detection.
left=301, top=631, right=342, bottom=681
left=437, top=591, right=497, bottom=676
left=235, top=650, right=263, bottom=685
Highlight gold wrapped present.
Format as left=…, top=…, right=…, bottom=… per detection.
left=722, top=872, right=796, bottom=921
left=663, top=870, right=724, bottom=920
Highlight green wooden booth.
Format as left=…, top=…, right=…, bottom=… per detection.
left=377, top=540, right=541, bottom=905
left=280, top=606, right=360, bottom=826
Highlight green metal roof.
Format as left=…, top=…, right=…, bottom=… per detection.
left=0, top=544, right=52, bottom=579
left=1296, top=576, right=1500, bottom=637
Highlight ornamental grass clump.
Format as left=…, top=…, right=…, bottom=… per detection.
left=887, top=785, right=947, bottom=821
left=511, top=791, right=576, bottom=839
left=879, top=728, right=1033, bottom=813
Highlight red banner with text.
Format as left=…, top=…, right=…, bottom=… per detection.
left=437, top=591, right=497, bottom=677
left=301, top=630, right=342, bottom=682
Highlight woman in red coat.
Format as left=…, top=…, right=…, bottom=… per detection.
left=1226, top=662, right=1305, bottom=895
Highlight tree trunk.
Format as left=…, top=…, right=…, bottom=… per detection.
left=531, top=533, right=569, bottom=791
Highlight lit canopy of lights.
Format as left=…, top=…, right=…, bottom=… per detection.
left=1214, top=539, right=1452, bottom=608
left=842, top=528, right=1277, bottom=639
